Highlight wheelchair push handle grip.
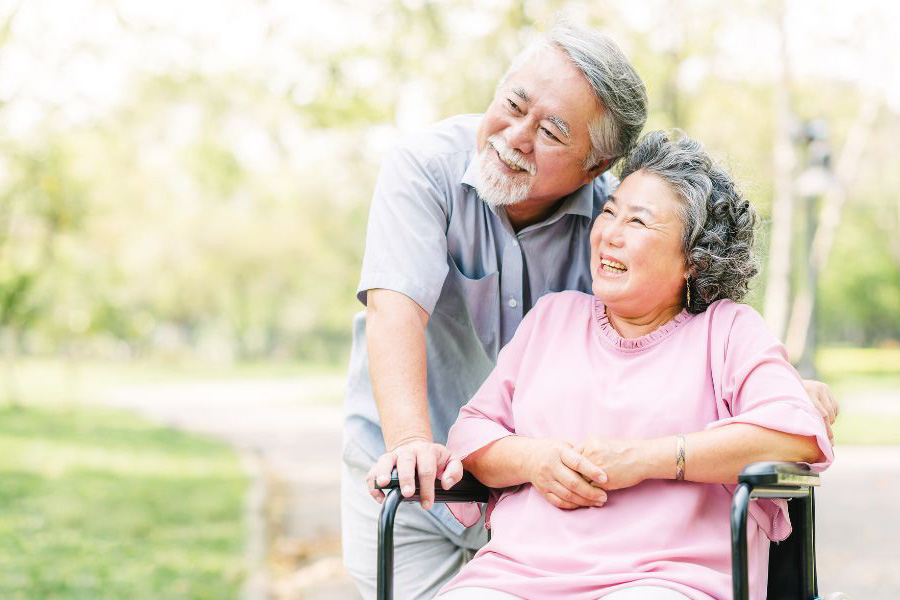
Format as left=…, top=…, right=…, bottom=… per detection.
left=374, top=468, right=490, bottom=503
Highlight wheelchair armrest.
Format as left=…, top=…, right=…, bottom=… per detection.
left=375, top=469, right=490, bottom=503
left=738, top=461, right=820, bottom=490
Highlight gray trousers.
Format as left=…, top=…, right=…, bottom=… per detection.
left=341, top=461, right=488, bottom=600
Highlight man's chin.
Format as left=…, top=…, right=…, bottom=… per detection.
left=476, top=160, right=532, bottom=207
left=475, top=184, right=530, bottom=207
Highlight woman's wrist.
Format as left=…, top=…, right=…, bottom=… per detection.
left=641, top=436, right=680, bottom=481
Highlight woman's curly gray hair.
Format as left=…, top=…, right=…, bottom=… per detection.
left=619, top=131, right=759, bottom=314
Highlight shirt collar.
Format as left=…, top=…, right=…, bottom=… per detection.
left=461, top=150, right=480, bottom=190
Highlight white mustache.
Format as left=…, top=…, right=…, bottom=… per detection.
left=488, top=135, right=536, bottom=176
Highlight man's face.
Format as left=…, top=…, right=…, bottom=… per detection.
left=475, top=46, right=604, bottom=209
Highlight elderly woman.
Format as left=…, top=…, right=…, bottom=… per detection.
left=434, top=132, right=833, bottom=600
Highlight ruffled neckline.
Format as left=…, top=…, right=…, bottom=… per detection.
left=593, top=298, right=692, bottom=353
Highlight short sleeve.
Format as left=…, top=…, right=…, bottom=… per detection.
left=705, top=301, right=834, bottom=541
left=357, top=144, right=450, bottom=314
left=444, top=296, right=545, bottom=527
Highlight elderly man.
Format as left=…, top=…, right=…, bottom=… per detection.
left=341, top=22, right=837, bottom=600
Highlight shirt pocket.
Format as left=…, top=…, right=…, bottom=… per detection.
left=436, top=254, right=499, bottom=354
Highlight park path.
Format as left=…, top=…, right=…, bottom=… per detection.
left=102, top=375, right=900, bottom=599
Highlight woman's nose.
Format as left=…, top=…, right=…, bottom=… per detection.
left=604, top=220, right=625, bottom=247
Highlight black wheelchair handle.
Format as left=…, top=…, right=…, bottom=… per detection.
left=375, top=468, right=489, bottom=503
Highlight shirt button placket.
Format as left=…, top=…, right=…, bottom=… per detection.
left=500, top=237, right=524, bottom=346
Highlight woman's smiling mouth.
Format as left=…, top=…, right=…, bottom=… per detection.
left=599, top=257, right=628, bottom=275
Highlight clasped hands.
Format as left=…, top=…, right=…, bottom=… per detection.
left=366, top=435, right=640, bottom=511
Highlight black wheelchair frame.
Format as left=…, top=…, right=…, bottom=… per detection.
left=376, top=461, right=821, bottom=600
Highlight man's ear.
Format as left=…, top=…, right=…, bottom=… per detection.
left=582, top=157, right=614, bottom=183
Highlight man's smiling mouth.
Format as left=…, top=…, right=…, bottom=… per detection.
left=497, top=150, right=527, bottom=172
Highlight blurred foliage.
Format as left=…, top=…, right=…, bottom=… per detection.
left=0, top=404, right=246, bottom=598
left=0, top=0, right=896, bottom=365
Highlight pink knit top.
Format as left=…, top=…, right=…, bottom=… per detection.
left=441, top=291, right=833, bottom=600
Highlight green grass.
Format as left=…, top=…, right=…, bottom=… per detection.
left=817, top=346, right=900, bottom=380
left=0, top=403, right=247, bottom=599
left=832, top=411, right=900, bottom=446
left=815, top=347, right=900, bottom=445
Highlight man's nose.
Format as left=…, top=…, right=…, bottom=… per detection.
left=505, top=119, right=534, bottom=155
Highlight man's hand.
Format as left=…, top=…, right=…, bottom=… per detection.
left=365, top=438, right=462, bottom=510
left=575, top=437, right=647, bottom=491
left=525, top=438, right=608, bottom=510
left=802, top=379, right=839, bottom=443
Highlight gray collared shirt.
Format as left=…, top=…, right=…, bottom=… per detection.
left=344, top=114, right=616, bottom=533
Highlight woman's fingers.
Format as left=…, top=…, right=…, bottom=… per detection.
left=550, top=469, right=606, bottom=507
left=544, top=491, right=581, bottom=510
left=560, top=447, right=608, bottom=485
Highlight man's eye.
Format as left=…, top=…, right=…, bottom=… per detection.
left=541, top=127, right=560, bottom=142
left=630, top=217, right=646, bottom=226
left=601, top=208, right=614, bottom=216
left=507, top=99, right=521, bottom=113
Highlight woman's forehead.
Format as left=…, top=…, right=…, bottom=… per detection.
left=613, top=170, right=682, bottom=216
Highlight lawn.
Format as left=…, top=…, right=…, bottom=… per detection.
left=0, top=403, right=247, bottom=599
left=818, top=346, right=900, bottom=446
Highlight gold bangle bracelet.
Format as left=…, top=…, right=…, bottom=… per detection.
left=675, top=434, right=686, bottom=481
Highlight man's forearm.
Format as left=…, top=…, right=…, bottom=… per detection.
left=366, top=289, right=432, bottom=449
left=638, top=423, right=824, bottom=484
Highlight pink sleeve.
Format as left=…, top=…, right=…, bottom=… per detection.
left=705, top=302, right=834, bottom=541
left=445, top=296, right=543, bottom=527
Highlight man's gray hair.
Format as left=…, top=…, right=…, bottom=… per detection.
left=501, top=22, right=648, bottom=170
left=620, top=131, right=760, bottom=314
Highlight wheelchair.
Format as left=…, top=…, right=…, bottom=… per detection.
left=376, top=462, right=831, bottom=600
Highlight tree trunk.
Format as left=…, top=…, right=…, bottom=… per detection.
left=762, top=1, right=796, bottom=342
left=784, top=93, right=880, bottom=361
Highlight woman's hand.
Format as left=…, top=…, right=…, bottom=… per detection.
left=575, top=437, right=650, bottom=491
left=525, top=438, right=609, bottom=510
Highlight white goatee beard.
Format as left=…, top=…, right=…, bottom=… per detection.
left=473, top=140, right=533, bottom=208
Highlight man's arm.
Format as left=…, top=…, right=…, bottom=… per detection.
left=365, top=288, right=461, bottom=510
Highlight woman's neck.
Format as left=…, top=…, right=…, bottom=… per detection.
left=606, top=303, right=684, bottom=339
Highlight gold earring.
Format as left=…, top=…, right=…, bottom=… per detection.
left=685, top=275, right=691, bottom=307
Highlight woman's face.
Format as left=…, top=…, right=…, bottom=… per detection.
left=590, top=169, right=689, bottom=318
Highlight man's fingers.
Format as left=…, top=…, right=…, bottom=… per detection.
left=395, top=450, right=418, bottom=498
left=560, top=447, right=607, bottom=485
left=441, top=458, right=463, bottom=490
left=805, top=380, right=837, bottom=424
left=365, top=465, right=386, bottom=503
left=417, top=450, right=437, bottom=509
left=372, top=452, right=397, bottom=487
left=829, top=386, right=840, bottom=419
